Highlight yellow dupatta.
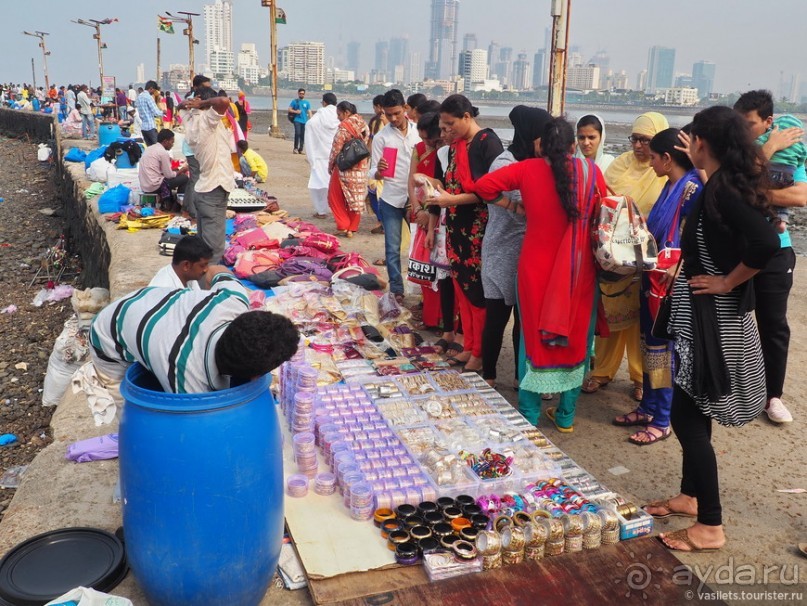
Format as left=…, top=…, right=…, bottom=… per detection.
left=600, top=112, right=669, bottom=330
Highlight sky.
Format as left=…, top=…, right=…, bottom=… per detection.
left=2, top=0, right=803, bottom=96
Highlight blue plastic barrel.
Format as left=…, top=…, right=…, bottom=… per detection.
left=119, top=364, right=284, bottom=606
left=98, top=123, right=122, bottom=146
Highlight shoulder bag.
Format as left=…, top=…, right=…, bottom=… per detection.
left=651, top=256, right=684, bottom=341
left=336, top=121, right=370, bottom=172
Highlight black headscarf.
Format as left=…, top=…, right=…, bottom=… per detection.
left=508, top=105, right=552, bottom=161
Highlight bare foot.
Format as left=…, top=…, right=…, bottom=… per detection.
left=644, top=493, right=698, bottom=518
left=660, top=522, right=725, bottom=552
left=463, top=355, right=482, bottom=372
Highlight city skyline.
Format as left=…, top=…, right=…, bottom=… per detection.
left=3, top=0, right=805, bottom=99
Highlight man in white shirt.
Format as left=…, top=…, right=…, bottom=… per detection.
left=76, top=85, right=95, bottom=140
left=127, top=85, right=137, bottom=105
left=149, top=235, right=212, bottom=291
left=368, top=89, right=421, bottom=299
left=138, top=129, right=189, bottom=207
left=303, top=93, right=339, bottom=218
left=178, top=88, right=236, bottom=262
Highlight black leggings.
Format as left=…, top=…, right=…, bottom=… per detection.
left=670, top=384, right=721, bottom=526
left=482, top=298, right=520, bottom=381
left=439, top=277, right=455, bottom=332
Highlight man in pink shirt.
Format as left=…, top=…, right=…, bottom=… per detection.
left=138, top=129, right=189, bottom=209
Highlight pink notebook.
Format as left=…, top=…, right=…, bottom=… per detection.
left=380, top=147, right=398, bottom=178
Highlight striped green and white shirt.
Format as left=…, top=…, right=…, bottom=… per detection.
left=90, top=273, right=250, bottom=394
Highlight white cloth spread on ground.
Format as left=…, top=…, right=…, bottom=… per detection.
left=304, top=104, right=339, bottom=190
left=89, top=273, right=249, bottom=395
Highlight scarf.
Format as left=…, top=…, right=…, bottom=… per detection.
left=646, top=169, right=702, bottom=247
left=680, top=186, right=731, bottom=401
left=538, top=157, right=601, bottom=346
left=508, top=106, right=551, bottom=161
left=604, top=112, right=669, bottom=215
left=574, top=113, right=615, bottom=173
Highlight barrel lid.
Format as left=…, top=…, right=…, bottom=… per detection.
left=0, top=527, right=127, bottom=605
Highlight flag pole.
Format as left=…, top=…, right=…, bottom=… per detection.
left=269, top=3, right=281, bottom=137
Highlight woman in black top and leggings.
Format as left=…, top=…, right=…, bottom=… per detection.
left=644, top=106, right=779, bottom=552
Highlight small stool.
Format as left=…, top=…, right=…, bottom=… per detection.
left=139, top=193, right=158, bottom=208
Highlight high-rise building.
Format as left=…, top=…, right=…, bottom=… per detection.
left=691, top=60, right=716, bottom=98
left=407, top=51, right=423, bottom=84
left=636, top=69, right=648, bottom=92
left=375, top=41, right=389, bottom=76
left=487, top=41, right=500, bottom=77
left=458, top=48, right=488, bottom=84
left=280, top=42, right=325, bottom=85
left=463, top=33, right=477, bottom=52
left=237, top=43, right=262, bottom=84
left=567, top=65, right=601, bottom=90
left=136, top=63, right=145, bottom=84
left=512, top=53, right=532, bottom=90
left=495, top=47, right=513, bottom=87
left=346, top=41, right=360, bottom=74
left=588, top=50, right=610, bottom=74
left=426, top=0, right=459, bottom=80
left=646, top=46, right=675, bottom=93
left=532, top=49, right=547, bottom=88
left=389, top=37, right=409, bottom=78
left=204, top=0, right=233, bottom=76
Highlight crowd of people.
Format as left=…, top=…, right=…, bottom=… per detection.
left=288, top=87, right=805, bottom=554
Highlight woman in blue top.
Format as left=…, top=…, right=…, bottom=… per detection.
left=613, top=128, right=703, bottom=445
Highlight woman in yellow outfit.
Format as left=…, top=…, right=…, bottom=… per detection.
left=582, top=112, right=669, bottom=401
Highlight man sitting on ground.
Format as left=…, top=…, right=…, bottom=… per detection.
left=90, top=266, right=299, bottom=400
left=138, top=129, right=189, bottom=211
left=149, top=235, right=212, bottom=290
left=236, top=140, right=268, bottom=183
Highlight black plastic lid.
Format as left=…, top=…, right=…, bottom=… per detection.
left=0, top=527, right=127, bottom=606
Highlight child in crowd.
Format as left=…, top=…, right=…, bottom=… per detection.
left=756, top=114, right=807, bottom=231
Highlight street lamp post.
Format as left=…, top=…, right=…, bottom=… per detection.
left=547, top=0, right=571, bottom=117
left=260, top=0, right=282, bottom=137
left=72, top=18, right=116, bottom=93
left=23, top=31, right=51, bottom=90
left=165, top=11, right=200, bottom=86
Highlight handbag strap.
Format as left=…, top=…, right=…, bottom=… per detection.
left=662, top=256, right=685, bottom=298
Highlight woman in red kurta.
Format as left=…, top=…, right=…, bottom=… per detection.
left=454, top=117, right=605, bottom=430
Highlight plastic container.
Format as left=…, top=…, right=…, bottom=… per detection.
left=119, top=364, right=283, bottom=606
left=98, top=123, right=122, bottom=146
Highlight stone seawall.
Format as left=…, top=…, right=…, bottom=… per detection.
left=0, top=108, right=56, bottom=143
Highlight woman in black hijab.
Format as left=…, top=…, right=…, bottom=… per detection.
left=480, top=106, right=552, bottom=388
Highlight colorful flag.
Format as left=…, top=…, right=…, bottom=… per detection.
left=276, top=8, right=287, bottom=24
left=158, top=16, right=175, bottom=34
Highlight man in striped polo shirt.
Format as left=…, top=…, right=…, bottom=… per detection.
left=89, top=266, right=298, bottom=400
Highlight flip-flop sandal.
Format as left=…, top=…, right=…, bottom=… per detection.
left=545, top=407, right=573, bottom=433
left=628, top=427, right=672, bottom=446
left=613, top=410, right=654, bottom=427
left=446, top=342, right=464, bottom=355
left=642, top=499, right=696, bottom=520
left=581, top=376, right=610, bottom=393
left=433, top=338, right=451, bottom=354
left=445, top=356, right=467, bottom=367
left=373, top=258, right=386, bottom=266
left=658, top=528, right=721, bottom=553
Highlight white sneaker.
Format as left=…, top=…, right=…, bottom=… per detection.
left=765, top=398, right=793, bottom=424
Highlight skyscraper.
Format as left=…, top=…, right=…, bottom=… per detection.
left=646, top=46, right=675, bottom=93
left=487, top=41, right=500, bottom=77
left=389, top=38, right=409, bottom=75
left=426, top=0, right=459, bottom=80
left=346, top=41, right=360, bottom=73
left=495, top=47, right=514, bottom=87
left=375, top=41, right=389, bottom=76
left=691, top=60, right=716, bottom=98
left=512, top=53, right=532, bottom=91
left=281, top=42, right=325, bottom=85
left=532, top=49, right=547, bottom=88
left=463, top=33, right=477, bottom=52
left=459, top=48, right=487, bottom=84
left=204, top=0, right=233, bottom=76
